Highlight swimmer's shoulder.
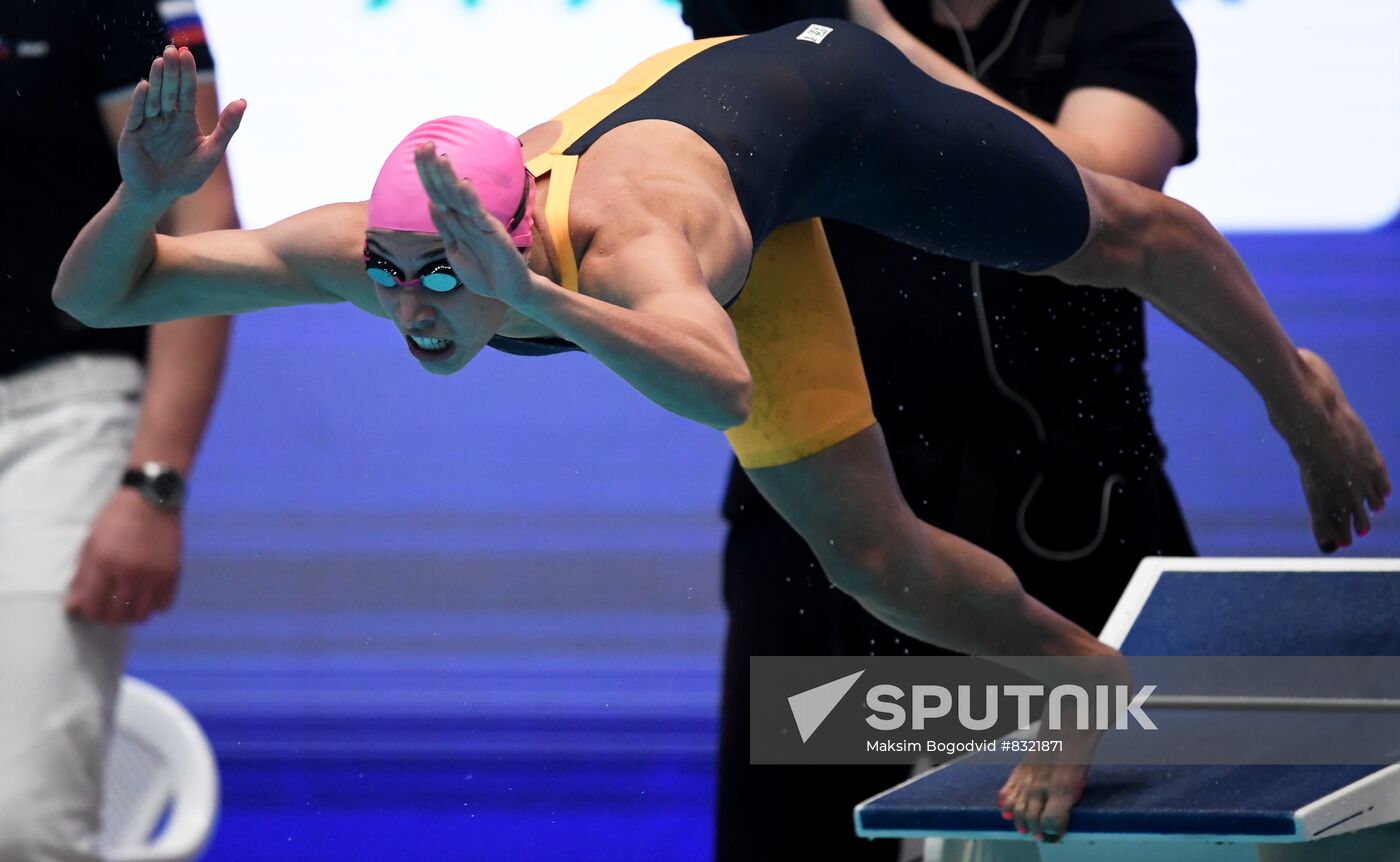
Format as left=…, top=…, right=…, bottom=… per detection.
left=520, top=120, right=563, bottom=161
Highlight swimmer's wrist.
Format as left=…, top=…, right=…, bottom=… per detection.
left=510, top=271, right=571, bottom=316
left=114, top=183, right=181, bottom=221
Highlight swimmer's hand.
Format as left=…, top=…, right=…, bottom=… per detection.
left=414, top=144, right=543, bottom=307
left=118, top=45, right=245, bottom=207
left=1271, top=349, right=1390, bottom=553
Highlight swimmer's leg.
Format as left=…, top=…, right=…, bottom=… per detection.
left=798, top=29, right=1387, bottom=551
left=744, top=422, right=1123, bottom=840
left=1041, top=167, right=1390, bottom=551
left=742, top=424, right=1105, bottom=659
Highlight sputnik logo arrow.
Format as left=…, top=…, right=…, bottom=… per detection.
left=788, top=670, right=865, bottom=743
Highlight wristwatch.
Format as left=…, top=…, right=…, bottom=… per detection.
left=121, top=462, right=187, bottom=512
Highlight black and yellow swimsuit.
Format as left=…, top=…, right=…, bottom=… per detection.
left=491, top=19, right=1090, bottom=469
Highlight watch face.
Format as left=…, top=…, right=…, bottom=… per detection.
left=126, top=464, right=186, bottom=510
left=151, top=471, right=183, bottom=503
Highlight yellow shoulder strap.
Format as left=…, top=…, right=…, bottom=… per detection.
left=519, top=36, right=741, bottom=294
left=539, top=155, right=580, bottom=293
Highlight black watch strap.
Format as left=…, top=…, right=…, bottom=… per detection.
left=121, top=462, right=187, bottom=511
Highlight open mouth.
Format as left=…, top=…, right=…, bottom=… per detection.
left=406, top=334, right=455, bottom=359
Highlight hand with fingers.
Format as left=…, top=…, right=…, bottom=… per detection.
left=64, top=489, right=181, bottom=625
left=1274, top=348, right=1391, bottom=553
left=412, top=143, right=541, bottom=308
left=118, top=44, right=246, bottom=207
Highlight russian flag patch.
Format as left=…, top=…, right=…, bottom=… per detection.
left=157, top=0, right=207, bottom=48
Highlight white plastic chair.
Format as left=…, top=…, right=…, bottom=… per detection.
left=98, top=677, right=220, bottom=862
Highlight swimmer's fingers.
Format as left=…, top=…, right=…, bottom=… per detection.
left=139, top=45, right=199, bottom=130
left=427, top=202, right=493, bottom=291
left=414, top=145, right=498, bottom=232
left=158, top=45, right=180, bottom=115
left=427, top=202, right=473, bottom=259
left=449, top=177, right=503, bottom=235
left=176, top=46, right=198, bottom=115
left=426, top=199, right=467, bottom=245
left=436, top=191, right=520, bottom=284
left=413, top=144, right=453, bottom=204
left=126, top=80, right=150, bottom=132
left=202, top=98, right=246, bottom=158
left=414, top=145, right=460, bottom=224
left=428, top=200, right=531, bottom=303
left=144, top=54, right=165, bottom=119
left=415, top=145, right=478, bottom=219
left=117, top=50, right=239, bottom=203
left=427, top=201, right=493, bottom=266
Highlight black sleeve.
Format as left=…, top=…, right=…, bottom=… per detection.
left=1063, top=0, right=1199, bottom=164
left=84, top=0, right=216, bottom=99
left=679, top=0, right=848, bottom=38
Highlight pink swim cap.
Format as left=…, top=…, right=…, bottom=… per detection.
left=369, top=116, right=536, bottom=249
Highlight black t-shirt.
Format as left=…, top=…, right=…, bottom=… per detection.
left=680, top=0, right=1198, bottom=520
left=884, top=0, right=1197, bottom=160
left=0, top=1, right=214, bottom=375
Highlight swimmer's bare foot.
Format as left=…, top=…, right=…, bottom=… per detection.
left=1270, top=349, right=1390, bottom=552
left=997, top=643, right=1127, bottom=842
left=998, top=749, right=1089, bottom=843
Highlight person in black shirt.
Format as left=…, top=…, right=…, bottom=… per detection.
left=0, top=3, right=237, bottom=859
left=679, top=1, right=1202, bottom=858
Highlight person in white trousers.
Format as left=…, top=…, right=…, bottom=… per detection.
left=0, top=2, right=238, bottom=858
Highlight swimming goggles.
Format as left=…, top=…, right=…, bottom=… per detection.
left=362, top=249, right=461, bottom=293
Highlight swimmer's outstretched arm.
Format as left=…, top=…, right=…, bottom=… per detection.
left=416, top=147, right=753, bottom=430
left=55, top=48, right=359, bottom=326
left=1044, top=169, right=1390, bottom=551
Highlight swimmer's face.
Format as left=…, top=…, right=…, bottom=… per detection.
left=365, top=229, right=507, bottom=375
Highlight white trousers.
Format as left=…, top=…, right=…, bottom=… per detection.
left=0, top=355, right=143, bottom=862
